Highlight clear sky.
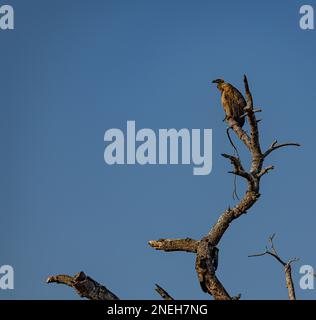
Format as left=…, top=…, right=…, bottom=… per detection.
left=1, top=0, right=315, bottom=300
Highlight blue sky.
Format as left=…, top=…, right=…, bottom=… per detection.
left=0, top=0, right=315, bottom=299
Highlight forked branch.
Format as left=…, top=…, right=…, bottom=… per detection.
left=249, top=234, right=299, bottom=300
left=263, top=140, right=301, bottom=158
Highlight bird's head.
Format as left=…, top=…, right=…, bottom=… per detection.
left=212, top=79, right=225, bottom=91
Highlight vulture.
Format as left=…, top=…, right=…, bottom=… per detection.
left=212, top=79, right=246, bottom=127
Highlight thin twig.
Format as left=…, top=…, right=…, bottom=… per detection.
left=263, top=141, right=300, bottom=158
left=258, top=165, right=274, bottom=178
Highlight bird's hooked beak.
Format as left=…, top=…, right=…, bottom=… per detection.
left=212, top=79, right=224, bottom=84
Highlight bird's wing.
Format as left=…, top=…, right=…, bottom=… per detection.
left=224, top=85, right=246, bottom=126
left=221, top=91, right=233, bottom=118
left=231, top=87, right=247, bottom=117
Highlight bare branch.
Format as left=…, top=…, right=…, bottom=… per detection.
left=249, top=235, right=298, bottom=300
left=268, top=233, right=278, bottom=256
left=46, top=274, right=74, bottom=286
left=221, top=153, right=253, bottom=181
left=232, top=293, right=242, bottom=300
left=266, top=251, right=286, bottom=266
left=248, top=251, right=268, bottom=258
left=258, top=165, right=274, bottom=178
left=221, top=153, right=245, bottom=171
left=284, top=263, right=296, bottom=300
left=225, top=118, right=252, bottom=150
left=207, top=188, right=260, bottom=246
left=240, top=108, right=262, bottom=119
left=148, top=238, right=198, bottom=253
left=155, top=284, right=174, bottom=300
left=47, top=271, right=119, bottom=300
left=244, top=75, right=261, bottom=157
left=263, top=141, right=300, bottom=158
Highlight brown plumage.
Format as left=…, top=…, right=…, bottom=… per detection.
left=212, top=79, right=246, bottom=127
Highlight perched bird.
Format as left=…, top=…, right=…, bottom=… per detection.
left=212, top=78, right=247, bottom=200
left=212, top=79, right=246, bottom=127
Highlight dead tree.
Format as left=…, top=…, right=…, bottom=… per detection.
left=47, top=75, right=300, bottom=300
